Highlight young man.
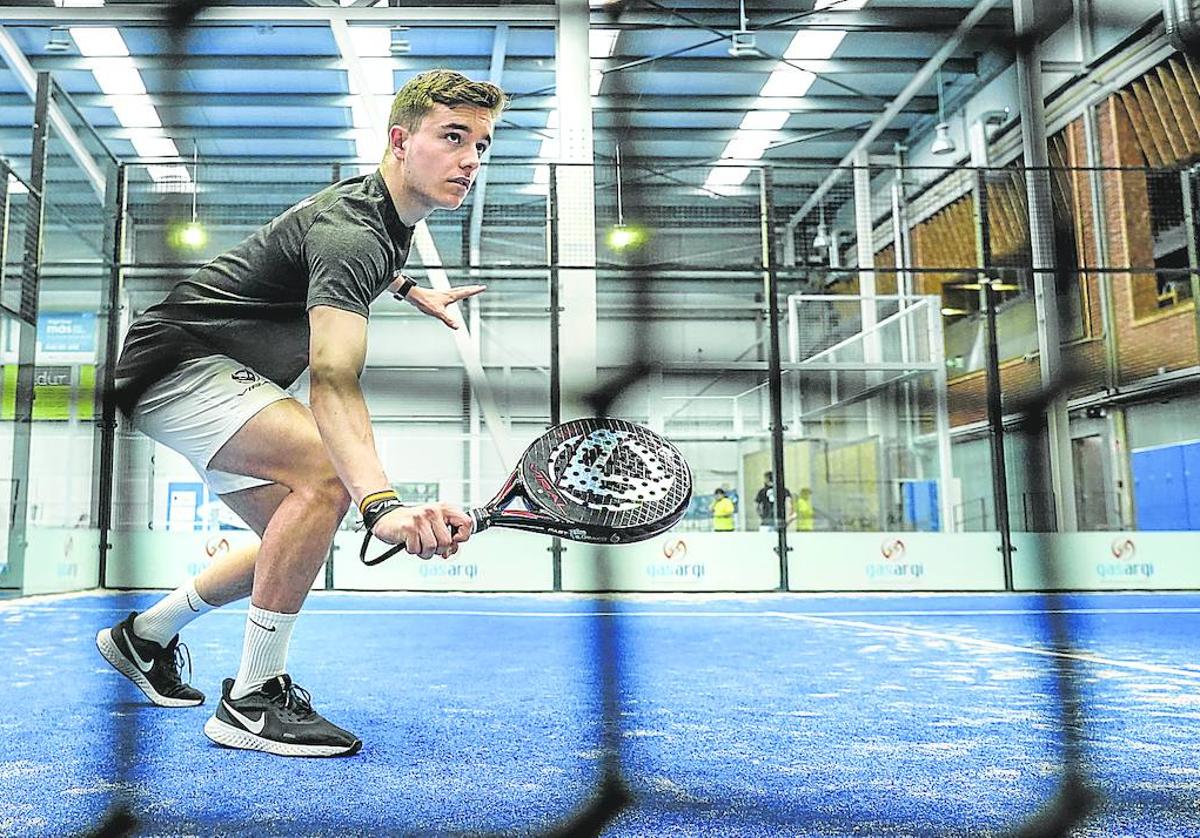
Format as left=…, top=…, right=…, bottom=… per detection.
left=96, top=70, right=506, bottom=757
left=754, top=471, right=795, bottom=532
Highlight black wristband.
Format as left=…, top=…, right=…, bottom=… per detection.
left=362, top=497, right=405, bottom=532
left=392, top=275, right=417, bottom=300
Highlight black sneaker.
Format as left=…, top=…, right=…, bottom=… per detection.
left=96, top=612, right=204, bottom=707
left=203, top=675, right=362, bottom=758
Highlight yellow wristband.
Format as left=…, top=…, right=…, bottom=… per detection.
left=359, top=489, right=399, bottom=517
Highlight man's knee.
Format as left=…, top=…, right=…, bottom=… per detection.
left=299, top=467, right=351, bottom=516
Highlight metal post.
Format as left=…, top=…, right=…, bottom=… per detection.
left=1015, top=0, right=1078, bottom=532
left=6, top=73, right=51, bottom=588
left=94, top=163, right=126, bottom=588
left=974, top=169, right=1014, bottom=586
left=759, top=167, right=789, bottom=589
left=1182, top=166, right=1200, bottom=364
left=984, top=281, right=1014, bottom=589
left=546, top=163, right=563, bottom=590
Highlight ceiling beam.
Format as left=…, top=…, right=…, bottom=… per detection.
left=0, top=6, right=556, bottom=25
left=597, top=7, right=1014, bottom=33
left=0, top=125, right=908, bottom=146
left=23, top=54, right=978, bottom=76
left=0, top=92, right=942, bottom=113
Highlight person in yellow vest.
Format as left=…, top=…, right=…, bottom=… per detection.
left=794, top=487, right=815, bottom=532
left=710, top=488, right=736, bottom=532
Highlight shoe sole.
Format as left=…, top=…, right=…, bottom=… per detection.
left=203, top=716, right=362, bottom=758
left=96, top=629, right=204, bottom=708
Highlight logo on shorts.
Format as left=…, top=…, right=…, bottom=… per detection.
left=231, top=368, right=256, bottom=383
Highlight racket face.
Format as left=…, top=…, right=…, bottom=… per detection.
left=515, top=418, right=692, bottom=543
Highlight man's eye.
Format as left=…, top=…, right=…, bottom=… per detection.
left=476, top=143, right=489, bottom=154
left=446, top=132, right=461, bottom=143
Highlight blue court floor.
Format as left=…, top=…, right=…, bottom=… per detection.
left=2, top=590, right=1199, bottom=836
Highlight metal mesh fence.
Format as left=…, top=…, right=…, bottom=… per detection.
left=0, top=5, right=1196, bottom=832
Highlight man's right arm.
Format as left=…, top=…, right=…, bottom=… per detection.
left=308, top=304, right=471, bottom=557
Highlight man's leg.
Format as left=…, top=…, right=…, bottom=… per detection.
left=131, top=482, right=288, bottom=647
left=201, top=397, right=360, bottom=757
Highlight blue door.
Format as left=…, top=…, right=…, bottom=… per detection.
left=1183, top=441, right=1200, bottom=530
left=1132, top=446, right=1190, bottom=531
left=901, top=479, right=941, bottom=532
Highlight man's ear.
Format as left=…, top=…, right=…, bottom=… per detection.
left=389, top=124, right=409, bottom=160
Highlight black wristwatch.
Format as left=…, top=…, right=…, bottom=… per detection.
left=393, top=274, right=417, bottom=300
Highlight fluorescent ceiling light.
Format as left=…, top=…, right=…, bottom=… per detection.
left=760, top=67, right=816, bottom=98
left=740, top=110, right=789, bottom=131
left=721, top=133, right=772, bottom=161
left=112, top=100, right=161, bottom=128
left=703, top=166, right=751, bottom=195
left=55, top=0, right=105, bottom=7
left=784, top=30, right=847, bottom=59
left=131, top=134, right=179, bottom=158
left=589, top=29, right=619, bottom=59
left=69, top=27, right=128, bottom=57
left=147, top=164, right=191, bottom=184
left=90, top=60, right=146, bottom=95
left=348, top=27, right=390, bottom=57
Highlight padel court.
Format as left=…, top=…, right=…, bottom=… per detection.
left=3, top=589, right=1199, bottom=836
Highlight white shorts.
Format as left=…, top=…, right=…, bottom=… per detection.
left=131, top=355, right=292, bottom=495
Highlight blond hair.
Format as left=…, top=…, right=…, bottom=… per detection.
left=386, top=69, right=507, bottom=133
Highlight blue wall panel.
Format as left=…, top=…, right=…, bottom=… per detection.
left=1133, top=445, right=1194, bottom=531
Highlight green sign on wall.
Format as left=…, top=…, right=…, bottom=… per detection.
left=1, top=364, right=95, bottom=421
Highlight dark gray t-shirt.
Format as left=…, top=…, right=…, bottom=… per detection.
left=114, top=170, right=413, bottom=414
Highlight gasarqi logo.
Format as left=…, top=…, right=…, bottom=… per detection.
left=205, top=537, right=231, bottom=558
left=662, top=539, right=687, bottom=560
left=646, top=537, right=703, bottom=580
left=865, top=536, right=924, bottom=580
left=1096, top=536, right=1153, bottom=580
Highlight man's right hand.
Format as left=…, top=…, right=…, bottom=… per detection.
left=369, top=502, right=474, bottom=559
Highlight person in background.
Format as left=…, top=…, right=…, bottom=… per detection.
left=711, top=487, right=736, bottom=532
left=755, top=471, right=794, bottom=531
left=795, top=487, right=815, bottom=532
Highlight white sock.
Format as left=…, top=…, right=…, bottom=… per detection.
left=230, top=604, right=299, bottom=700
left=132, top=579, right=216, bottom=646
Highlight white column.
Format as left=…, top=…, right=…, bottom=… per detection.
left=1014, top=0, right=1078, bottom=531
left=555, top=0, right=598, bottom=418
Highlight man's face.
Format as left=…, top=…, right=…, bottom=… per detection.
left=397, top=103, right=494, bottom=212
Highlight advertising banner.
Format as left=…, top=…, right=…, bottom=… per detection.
left=1012, top=531, right=1200, bottom=590
left=562, top=532, right=780, bottom=592
left=333, top=527, right=555, bottom=591
left=788, top=532, right=1006, bottom=591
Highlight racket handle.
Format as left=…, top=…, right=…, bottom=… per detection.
left=361, top=507, right=491, bottom=566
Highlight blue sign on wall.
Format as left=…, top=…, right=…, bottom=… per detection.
left=37, top=312, right=96, bottom=353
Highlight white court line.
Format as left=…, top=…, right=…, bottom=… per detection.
left=7, top=602, right=1200, bottom=618
left=766, top=611, right=1200, bottom=680
left=6, top=597, right=1199, bottom=677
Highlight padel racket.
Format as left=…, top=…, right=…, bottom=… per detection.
left=360, top=417, right=692, bottom=565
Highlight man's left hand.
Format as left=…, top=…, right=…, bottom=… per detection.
left=403, top=284, right=487, bottom=329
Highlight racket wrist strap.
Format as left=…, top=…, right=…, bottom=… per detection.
left=360, top=490, right=403, bottom=531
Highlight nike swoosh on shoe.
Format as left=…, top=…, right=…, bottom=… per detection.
left=223, top=700, right=267, bottom=734
left=124, top=628, right=156, bottom=673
